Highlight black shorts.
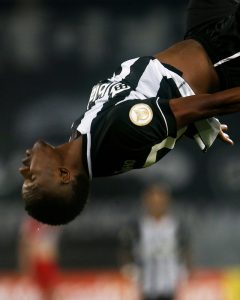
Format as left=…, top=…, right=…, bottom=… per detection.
left=184, top=0, right=240, bottom=89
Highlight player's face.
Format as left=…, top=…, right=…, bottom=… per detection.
left=145, top=190, right=170, bottom=218
left=19, top=140, right=61, bottom=195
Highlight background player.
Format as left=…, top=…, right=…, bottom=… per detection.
left=119, top=184, right=192, bottom=300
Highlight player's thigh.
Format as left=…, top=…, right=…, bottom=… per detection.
left=185, top=0, right=240, bottom=89
left=185, top=0, right=238, bottom=32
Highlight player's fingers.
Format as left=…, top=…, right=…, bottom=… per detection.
left=220, top=124, right=228, bottom=132
left=221, top=132, right=234, bottom=145
left=219, top=124, right=234, bottom=145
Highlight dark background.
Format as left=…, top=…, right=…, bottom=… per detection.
left=0, top=0, right=240, bottom=272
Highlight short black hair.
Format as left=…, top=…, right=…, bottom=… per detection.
left=23, top=174, right=90, bottom=225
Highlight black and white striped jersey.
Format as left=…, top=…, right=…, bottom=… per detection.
left=138, top=216, right=189, bottom=297
left=71, top=56, right=218, bottom=178
left=120, top=215, right=190, bottom=297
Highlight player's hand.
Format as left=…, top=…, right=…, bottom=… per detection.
left=218, top=124, right=234, bottom=145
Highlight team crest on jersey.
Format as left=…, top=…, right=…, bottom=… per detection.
left=129, top=103, right=153, bottom=126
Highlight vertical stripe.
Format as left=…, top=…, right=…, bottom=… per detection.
left=124, top=56, right=155, bottom=89
left=151, top=256, right=158, bottom=295
left=155, top=60, right=195, bottom=98
left=86, top=132, right=92, bottom=179
left=111, top=57, right=139, bottom=82
left=111, top=57, right=152, bottom=101
left=77, top=102, right=106, bottom=179
left=135, top=59, right=164, bottom=98
left=156, top=97, right=168, bottom=135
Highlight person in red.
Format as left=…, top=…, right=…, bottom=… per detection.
left=18, top=216, right=61, bottom=299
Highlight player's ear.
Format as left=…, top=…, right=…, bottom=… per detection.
left=58, top=167, right=71, bottom=184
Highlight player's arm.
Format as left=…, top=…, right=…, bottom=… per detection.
left=169, top=87, right=240, bottom=128
left=170, top=87, right=240, bottom=143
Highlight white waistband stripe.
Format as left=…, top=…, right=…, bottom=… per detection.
left=214, top=51, right=240, bottom=67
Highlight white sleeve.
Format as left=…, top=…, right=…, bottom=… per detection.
left=193, top=117, right=221, bottom=151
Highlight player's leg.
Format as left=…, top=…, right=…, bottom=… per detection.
left=185, top=0, right=240, bottom=90
left=185, top=0, right=239, bottom=32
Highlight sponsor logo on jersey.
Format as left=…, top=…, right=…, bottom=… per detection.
left=129, top=103, right=153, bottom=126
left=88, top=81, right=130, bottom=108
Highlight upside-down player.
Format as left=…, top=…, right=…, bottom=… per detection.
left=19, top=0, right=240, bottom=225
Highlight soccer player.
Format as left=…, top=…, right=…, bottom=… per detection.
left=118, top=185, right=192, bottom=300
left=19, top=0, right=240, bottom=225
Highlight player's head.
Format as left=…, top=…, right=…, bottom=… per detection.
left=19, top=140, right=89, bottom=225
left=143, top=184, right=171, bottom=219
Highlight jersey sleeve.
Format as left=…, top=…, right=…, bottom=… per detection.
left=109, top=97, right=177, bottom=148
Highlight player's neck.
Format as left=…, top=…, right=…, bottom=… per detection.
left=154, top=39, right=220, bottom=94
left=56, top=136, right=87, bottom=177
